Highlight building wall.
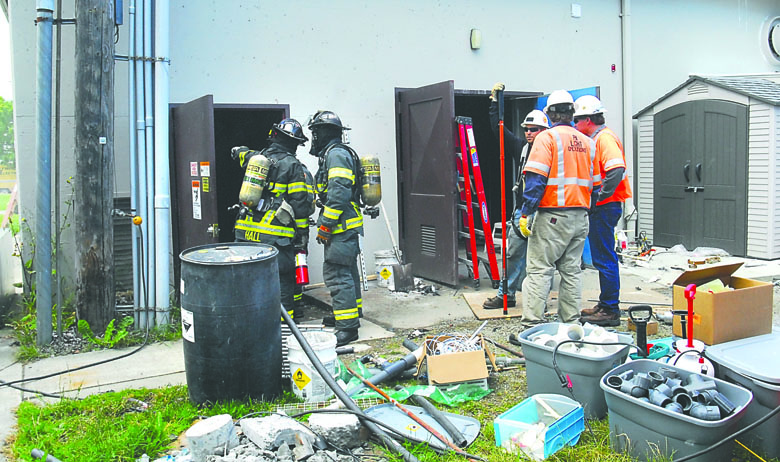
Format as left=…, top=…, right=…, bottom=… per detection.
left=9, top=0, right=780, bottom=291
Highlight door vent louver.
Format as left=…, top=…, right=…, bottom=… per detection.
left=420, top=225, right=437, bottom=256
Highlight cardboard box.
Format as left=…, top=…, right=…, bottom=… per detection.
left=627, top=318, right=658, bottom=335
left=416, top=335, right=496, bottom=386
left=672, top=262, right=773, bottom=345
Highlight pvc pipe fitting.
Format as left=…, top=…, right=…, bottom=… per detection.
left=674, top=393, right=693, bottom=412
left=697, top=390, right=736, bottom=415
left=689, top=403, right=721, bottom=421
left=653, top=383, right=673, bottom=398
left=566, top=324, right=585, bottom=341
left=664, top=402, right=683, bottom=414
left=658, top=367, right=679, bottom=380
left=606, top=375, right=624, bottom=389
left=649, top=389, right=672, bottom=407
left=618, top=370, right=635, bottom=382
left=647, top=371, right=664, bottom=388
left=638, top=397, right=651, bottom=404
left=685, top=373, right=716, bottom=389
left=635, top=373, right=652, bottom=391
left=683, top=380, right=717, bottom=395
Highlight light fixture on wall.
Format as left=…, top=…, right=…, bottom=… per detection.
left=470, top=29, right=482, bottom=50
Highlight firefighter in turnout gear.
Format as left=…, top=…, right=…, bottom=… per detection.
left=231, top=118, right=315, bottom=320
left=308, top=110, right=363, bottom=347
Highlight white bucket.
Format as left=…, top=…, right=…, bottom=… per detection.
left=287, top=331, right=339, bottom=402
left=374, top=249, right=400, bottom=289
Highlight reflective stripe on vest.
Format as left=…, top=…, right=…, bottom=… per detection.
left=593, top=127, right=632, bottom=205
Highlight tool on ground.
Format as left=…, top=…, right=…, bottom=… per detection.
left=346, top=345, right=424, bottom=396
left=378, top=202, right=415, bottom=292
left=487, top=336, right=525, bottom=360
left=497, top=88, right=509, bottom=315
left=628, top=305, right=653, bottom=357
left=409, top=393, right=469, bottom=448
left=455, top=116, right=500, bottom=289
left=343, top=363, right=485, bottom=461
left=281, top=306, right=420, bottom=462
left=687, top=256, right=721, bottom=268
left=681, top=284, right=696, bottom=348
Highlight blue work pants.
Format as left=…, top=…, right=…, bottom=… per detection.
left=497, top=210, right=529, bottom=300
left=588, top=202, right=623, bottom=314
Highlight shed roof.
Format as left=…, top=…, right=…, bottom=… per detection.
left=634, top=74, right=780, bottom=118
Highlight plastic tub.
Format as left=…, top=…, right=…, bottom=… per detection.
left=600, top=359, right=752, bottom=462
left=494, top=393, right=584, bottom=459
left=287, top=331, right=338, bottom=402
left=517, top=322, right=634, bottom=419
left=374, top=249, right=400, bottom=289
left=706, top=330, right=780, bottom=460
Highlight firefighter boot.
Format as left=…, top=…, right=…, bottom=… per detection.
left=336, top=329, right=359, bottom=347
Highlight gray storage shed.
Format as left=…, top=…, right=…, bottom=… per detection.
left=634, top=74, right=780, bottom=259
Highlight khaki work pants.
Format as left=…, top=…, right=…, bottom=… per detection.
left=521, top=208, right=589, bottom=327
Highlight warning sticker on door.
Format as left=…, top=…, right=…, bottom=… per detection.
left=181, top=308, right=194, bottom=342
left=200, top=162, right=210, bottom=177
left=192, top=180, right=202, bottom=220
left=190, top=162, right=198, bottom=176
left=292, top=368, right=311, bottom=390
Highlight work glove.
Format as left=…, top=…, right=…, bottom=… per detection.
left=230, top=146, right=248, bottom=162
left=316, top=225, right=332, bottom=245
left=518, top=215, right=532, bottom=238
left=490, top=82, right=505, bottom=102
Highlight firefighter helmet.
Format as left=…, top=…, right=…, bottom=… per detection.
left=521, top=110, right=550, bottom=129
left=544, top=90, right=575, bottom=113
left=307, top=110, right=351, bottom=131
left=271, top=118, right=308, bottom=145
left=574, top=95, right=607, bottom=117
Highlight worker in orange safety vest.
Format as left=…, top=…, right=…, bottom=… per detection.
left=516, top=89, right=599, bottom=330
left=574, top=95, right=633, bottom=327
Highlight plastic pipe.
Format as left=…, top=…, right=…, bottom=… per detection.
left=410, top=394, right=468, bottom=448
left=143, top=0, right=155, bottom=320
left=127, top=0, right=140, bottom=320
left=153, top=0, right=171, bottom=325
left=649, top=389, right=672, bottom=407
left=674, top=393, right=693, bottom=412
left=684, top=375, right=717, bottom=394
left=31, top=448, right=61, bottom=462
left=280, top=308, right=420, bottom=462
left=664, top=402, right=683, bottom=414
left=659, top=367, right=679, bottom=380
left=606, top=375, right=624, bottom=389
left=133, top=0, right=149, bottom=328
left=35, top=0, right=55, bottom=345
left=653, top=383, right=673, bottom=398
left=647, top=370, right=664, bottom=388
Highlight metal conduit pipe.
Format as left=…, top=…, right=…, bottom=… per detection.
left=142, top=0, right=155, bottom=323
left=280, top=308, right=420, bottom=462
left=127, top=0, right=140, bottom=323
left=133, top=0, right=149, bottom=329
left=35, top=0, right=55, bottom=345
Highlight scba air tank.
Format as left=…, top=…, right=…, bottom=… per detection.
left=360, top=155, right=382, bottom=206
left=239, top=155, right=272, bottom=208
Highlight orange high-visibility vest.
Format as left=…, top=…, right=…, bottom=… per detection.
left=524, top=125, right=598, bottom=209
left=593, top=126, right=633, bottom=206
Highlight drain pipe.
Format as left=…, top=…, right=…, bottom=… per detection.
left=620, top=0, right=637, bottom=233
left=142, top=0, right=156, bottom=324
left=127, top=0, right=140, bottom=321
left=35, top=0, right=55, bottom=345
left=280, top=308, right=420, bottom=462
left=133, top=0, right=149, bottom=329
left=153, top=0, right=171, bottom=324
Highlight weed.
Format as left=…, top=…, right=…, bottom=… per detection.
left=78, top=317, right=135, bottom=349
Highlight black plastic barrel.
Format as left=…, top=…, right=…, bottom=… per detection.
left=180, top=242, right=282, bottom=405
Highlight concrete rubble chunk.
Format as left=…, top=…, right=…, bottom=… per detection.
left=185, top=414, right=239, bottom=462
left=292, top=432, right=315, bottom=460
left=241, top=415, right=316, bottom=451
left=307, top=412, right=364, bottom=449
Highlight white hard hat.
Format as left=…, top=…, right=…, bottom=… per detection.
left=544, top=90, right=574, bottom=113
left=574, top=95, right=607, bottom=117
left=521, top=110, right=550, bottom=129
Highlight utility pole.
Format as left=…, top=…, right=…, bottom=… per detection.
left=73, top=0, right=115, bottom=332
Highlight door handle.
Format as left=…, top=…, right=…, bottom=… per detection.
left=695, top=163, right=702, bottom=181
left=685, top=186, right=704, bottom=193
left=684, top=163, right=690, bottom=182
left=206, top=224, right=219, bottom=238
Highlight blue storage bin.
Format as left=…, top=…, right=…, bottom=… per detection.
left=494, top=393, right=584, bottom=459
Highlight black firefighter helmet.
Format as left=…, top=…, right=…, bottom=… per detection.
left=307, top=110, right=351, bottom=131
left=270, top=118, right=308, bottom=145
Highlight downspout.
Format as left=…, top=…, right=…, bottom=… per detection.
left=134, top=0, right=149, bottom=328
left=620, top=0, right=637, bottom=233
left=54, top=0, right=62, bottom=337
left=143, top=0, right=156, bottom=325
left=154, top=0, right=171, bottom=324
left=128, top=0, right=140, bottom=321
left=35, top=0, right=54, bottom=345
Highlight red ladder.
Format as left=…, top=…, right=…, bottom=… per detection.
left=456, top=116, right=500, bottom=289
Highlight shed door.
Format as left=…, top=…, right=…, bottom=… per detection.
left=396, top=81, right=458, bottom=286
left=171, top=95, right=219, bottom=252
left=653, top=100, right=747, bottom=255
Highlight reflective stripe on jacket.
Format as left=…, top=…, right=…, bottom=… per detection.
left=315, top=142, right=364, bottom=235
left=524, top=125, right=598, bottom=209
left=592, top=126, right=633, bottom=206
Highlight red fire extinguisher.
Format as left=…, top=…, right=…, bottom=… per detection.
left=295, top=250, right=309, bottom=285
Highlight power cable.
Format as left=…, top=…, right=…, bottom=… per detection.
left=0, top=217, right=151, bottom=395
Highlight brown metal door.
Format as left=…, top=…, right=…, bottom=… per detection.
left=171, top=95, right=220, bottom=253
left=396, top=81, right=458, bottom=286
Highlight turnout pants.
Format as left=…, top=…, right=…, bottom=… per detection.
left=323, top=232, right=361, bottom=331
left=521, top=209, right=589, bottom=327
left=236, top=237, right=296, bottom=319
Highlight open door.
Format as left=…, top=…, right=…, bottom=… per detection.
left=171, top=95, right=220, bottom=252
left=396, top=81, right=459, bottom=286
